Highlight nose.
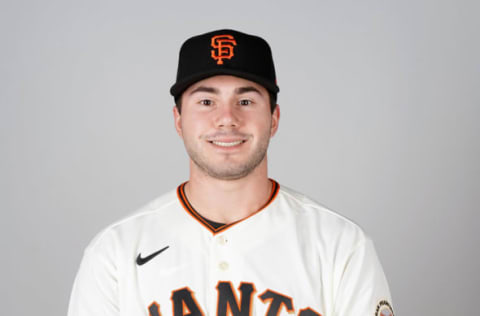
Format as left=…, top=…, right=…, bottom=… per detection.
left=215, top=103, right=239, bottom=128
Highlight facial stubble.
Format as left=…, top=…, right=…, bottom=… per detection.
left=184, top=123, right=272, bottom=181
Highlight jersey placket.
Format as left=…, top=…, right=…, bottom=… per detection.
left=207, top=232, right=231, bottom=315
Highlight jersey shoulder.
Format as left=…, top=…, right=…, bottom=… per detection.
left=277, top=184, right=369, bottom=243
left=83, top=188, right=179, bottom=253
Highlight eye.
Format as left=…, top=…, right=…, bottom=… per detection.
left=200, top=99, right=213, bottom=106
left=239, top=99, right=252, bottom=106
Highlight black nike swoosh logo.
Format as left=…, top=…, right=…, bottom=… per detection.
left=136, top=246, right=169, bottom=266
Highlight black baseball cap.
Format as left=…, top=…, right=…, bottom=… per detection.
left=170, top=29, right=279, bottom=100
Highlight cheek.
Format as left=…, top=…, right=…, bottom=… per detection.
left=181, top=115, right=207, bottom=139
left=254, top=116, right=273, bottom=132
left=248, top=121, right=272, bottom=142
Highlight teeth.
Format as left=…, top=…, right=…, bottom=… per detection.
left=212, top=140, right=243, bottom=147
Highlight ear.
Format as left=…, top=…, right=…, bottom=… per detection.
left=173, top=106, right=183, bottom=137
left=270, top=104, right=280, bottom=137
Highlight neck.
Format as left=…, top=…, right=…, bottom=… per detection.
left=184, top=158, right=273, bottom=224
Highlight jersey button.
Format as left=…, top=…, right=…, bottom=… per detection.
left=217, top=235, right=228, bottom=245
left=218, top=261, right=229, bottom=271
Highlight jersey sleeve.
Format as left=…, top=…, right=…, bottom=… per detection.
left=67, top=233, right=120, bottom=316
left=333, top=238, right=394, bottom=316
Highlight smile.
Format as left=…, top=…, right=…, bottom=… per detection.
left=209, top=140, right=246, bottom=147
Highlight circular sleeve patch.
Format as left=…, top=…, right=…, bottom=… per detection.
left=375, top=300, right=394, bottom=316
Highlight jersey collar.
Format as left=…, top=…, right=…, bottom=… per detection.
left=176, top=179, right=279, bottom=235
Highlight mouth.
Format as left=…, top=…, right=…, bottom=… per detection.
left=208, top=140, right=247, bottom=147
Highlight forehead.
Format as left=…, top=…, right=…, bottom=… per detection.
left=183, top=75, right=268, bottom=95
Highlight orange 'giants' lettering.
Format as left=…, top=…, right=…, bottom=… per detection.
left=298, top=307, right=322, bottom=316
left=171, top=287, right=205, bottom=316
left=149, top=301, right=161, bottom=316
left=211, top=35, right=237, bottom=65
left=216, top=281, right=256, bottom=316
left=150, top=283, right=323, bottom=316
left=259, top=290, right=294, bottom=316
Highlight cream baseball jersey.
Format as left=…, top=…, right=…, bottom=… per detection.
left=68, top=180, right=394, bottom=316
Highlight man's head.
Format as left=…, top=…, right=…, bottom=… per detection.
left=170, top=30, right=280, bottom=180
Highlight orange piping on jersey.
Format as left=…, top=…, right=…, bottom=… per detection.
left=177, top=182, right=218, bottom=232
left=176, top=179, right=280, bottom=235
left=259, top=289, right=295, bottom=316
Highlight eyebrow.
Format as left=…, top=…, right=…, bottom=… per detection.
left=188, top=86, right=219, bottom=95
left=235, top=86, right=262, bottom=95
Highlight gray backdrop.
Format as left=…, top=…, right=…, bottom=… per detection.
left=1, top=0, right=479, bottom=315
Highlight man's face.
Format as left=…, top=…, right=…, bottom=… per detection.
left=174, top=75, right=280, bottom=180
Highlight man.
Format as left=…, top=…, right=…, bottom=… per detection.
left=68, top=29, right=394, bottom=316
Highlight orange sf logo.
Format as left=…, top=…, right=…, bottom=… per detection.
left=211, top=35, right=237, bottom=65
